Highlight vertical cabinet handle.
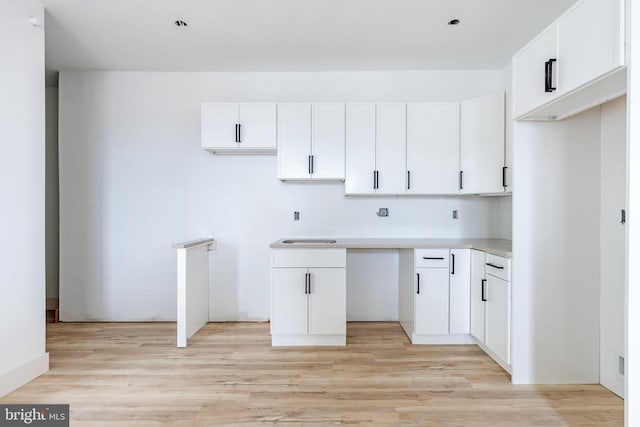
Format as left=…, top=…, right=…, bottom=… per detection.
left=451, top=253, right=455, bottom=275
left=238, top=124, right=242, bottom=142
left=407, top=170, right=411, bottom=190
left=416, top=273, right=420, bottom=294
left=481, top=279, right=487, bottom=302
left=545, top=58, right=557, bottom=93
left=373, top=171, right=377, bottom=189
left=308, top=155, right=313, bottom=175
left=459, top=170, right=464, bottom=190
left=235, top=124, right=239, bottom=143
left=311, top=155, right=314, bottom=175
left=305, top=273, right=311, bottom=294
left=376, top=171, right=380, bottom=189
left=621, top=209, right=627, bottom=224
left=502, top=166, right=508, bottom=188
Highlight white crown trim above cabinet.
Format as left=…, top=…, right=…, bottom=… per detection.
left=201, top=103, right=276, bottom=154
left=277, top=103, right=346, bottom=181
left=512, top=0, right=626, bottom=121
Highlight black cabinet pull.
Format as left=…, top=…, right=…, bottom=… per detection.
left=502, top=166, right=508, bottom=188
left=485, top=262, right=504, bottom=270
left=304, top=273, right=312, bottom=294
left=459, top=170, right=464, bottom=190
left=621, top=209, right=626, bottom=224
left=308, top=155, right=313, bottom=175
left=311, top=155, right=314, bottom=174
left=451, top=253, right=455, bottom=275
left=373, top=171, right=376, bottom=189
left=481, top=279, right=487, bottom=302
left=423, top=257, right=444, bottom=260
left=376, top=171, right=380, bottom=189
left=416, top=273, right=420, bottom=294
left=235, top=124, right=239, bottom=142
left=545, top=58, right=557, bottom=93
left=407, top=170, right=411, bottom=190
left=544, top=60, right=550, bottom=93
left=238, top=124, right=242, bottom=142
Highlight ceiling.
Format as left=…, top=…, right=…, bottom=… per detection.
left=41, top=0, right=577, bottom=77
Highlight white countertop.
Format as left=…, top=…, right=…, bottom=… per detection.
left=270, top=238, right=512, bottom=258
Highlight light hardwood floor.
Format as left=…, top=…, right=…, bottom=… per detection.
left=1, top=322, right=623, bottom=426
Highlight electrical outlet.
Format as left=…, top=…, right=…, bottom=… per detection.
left=377, top=208, right=389, bottom=217
left=452, top=210, right=458, bottom=220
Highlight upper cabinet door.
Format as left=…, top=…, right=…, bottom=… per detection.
left=375, top=103, right=407, bottom=195
left=311, top=103, right=345, bottom=180
left=406, top=103, right=460, bottom=194
left=201, top=103, right=239, bottom=150
left=238, top=103, right=277, bottom=149
left=345, top=103, right=376, bottom=195
left=277, top=103, right=312, bottom=180
left=460, top=93, right=505, bottom=194
left=512, top=25, right=559, bottom=119
left=557, top=0, right=624, bottom=94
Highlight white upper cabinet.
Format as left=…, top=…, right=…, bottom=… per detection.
left=201, top=102, right=276, bottom=153
left=406, top=103, right=460, bottom=194
left=277, top=103, right=312, bottom=180
left=345, top=103, right=376, bottom=195
left=278, top=103, right=345, bottom=181
left=460, top=93, right=506, bottom=194
left=310, top=103, right=345, bottom=180
left=375, top=103, right=407, bottom=195
left=512, top=25, right=559, bottom=119
left=556, top=0, right=624, bottom=94
left=512, top=0, right=625, bottom=121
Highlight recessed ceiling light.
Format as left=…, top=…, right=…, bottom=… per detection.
left=174, top=19, right=188, bottom=27
left=448, top=19, right=460, bottom=26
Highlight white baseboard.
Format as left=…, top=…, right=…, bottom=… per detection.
left=411, top=333, right=475, bottom=345
left=272, top=334, right=346, bottom=346
left=0, top=353, right=49, bottom=397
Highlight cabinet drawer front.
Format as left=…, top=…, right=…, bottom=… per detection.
left=272, top=249, right=347, bottom=268
left=415, top=249, right=450, bottom=268
left=485, top=253, right=511, bottom=281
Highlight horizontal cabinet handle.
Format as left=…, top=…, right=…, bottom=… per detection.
left=485, top=262, right=504, bottom=270
left=423, top=257, right=445, bottom=260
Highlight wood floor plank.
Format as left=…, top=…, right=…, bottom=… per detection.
left=0, top=322, right=623, bottom=426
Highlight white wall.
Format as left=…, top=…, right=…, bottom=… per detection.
left=600, top=96, right=626, bottom=397
left=46, top=87, right=59, bottom=299
left=626, top=0, right=640, bottom=422
left=58, top=70, right=509, bottom=322
left=512, top=107, right=601, bottom=384
left=0, top=0, right=49, bottom=397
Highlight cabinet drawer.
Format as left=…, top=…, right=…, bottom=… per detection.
left=485, top=253, right=511, bottom=281
left=272, top=249, right=347, bottom=268
left=415, top=249, right=450, bottom=268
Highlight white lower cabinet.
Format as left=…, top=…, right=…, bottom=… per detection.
left=271, top=249, right=346, bottom=346
left=401, top=248, right=473, bottom=344
left=470, top=250, right=486, bottom=341
left=415, top=267, right=450, bottom=335
left=449, top=249, right=471, bottom=334
left=485, top=275, right=511, bottom=365
left=470, top=251, right=512, bottom=370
